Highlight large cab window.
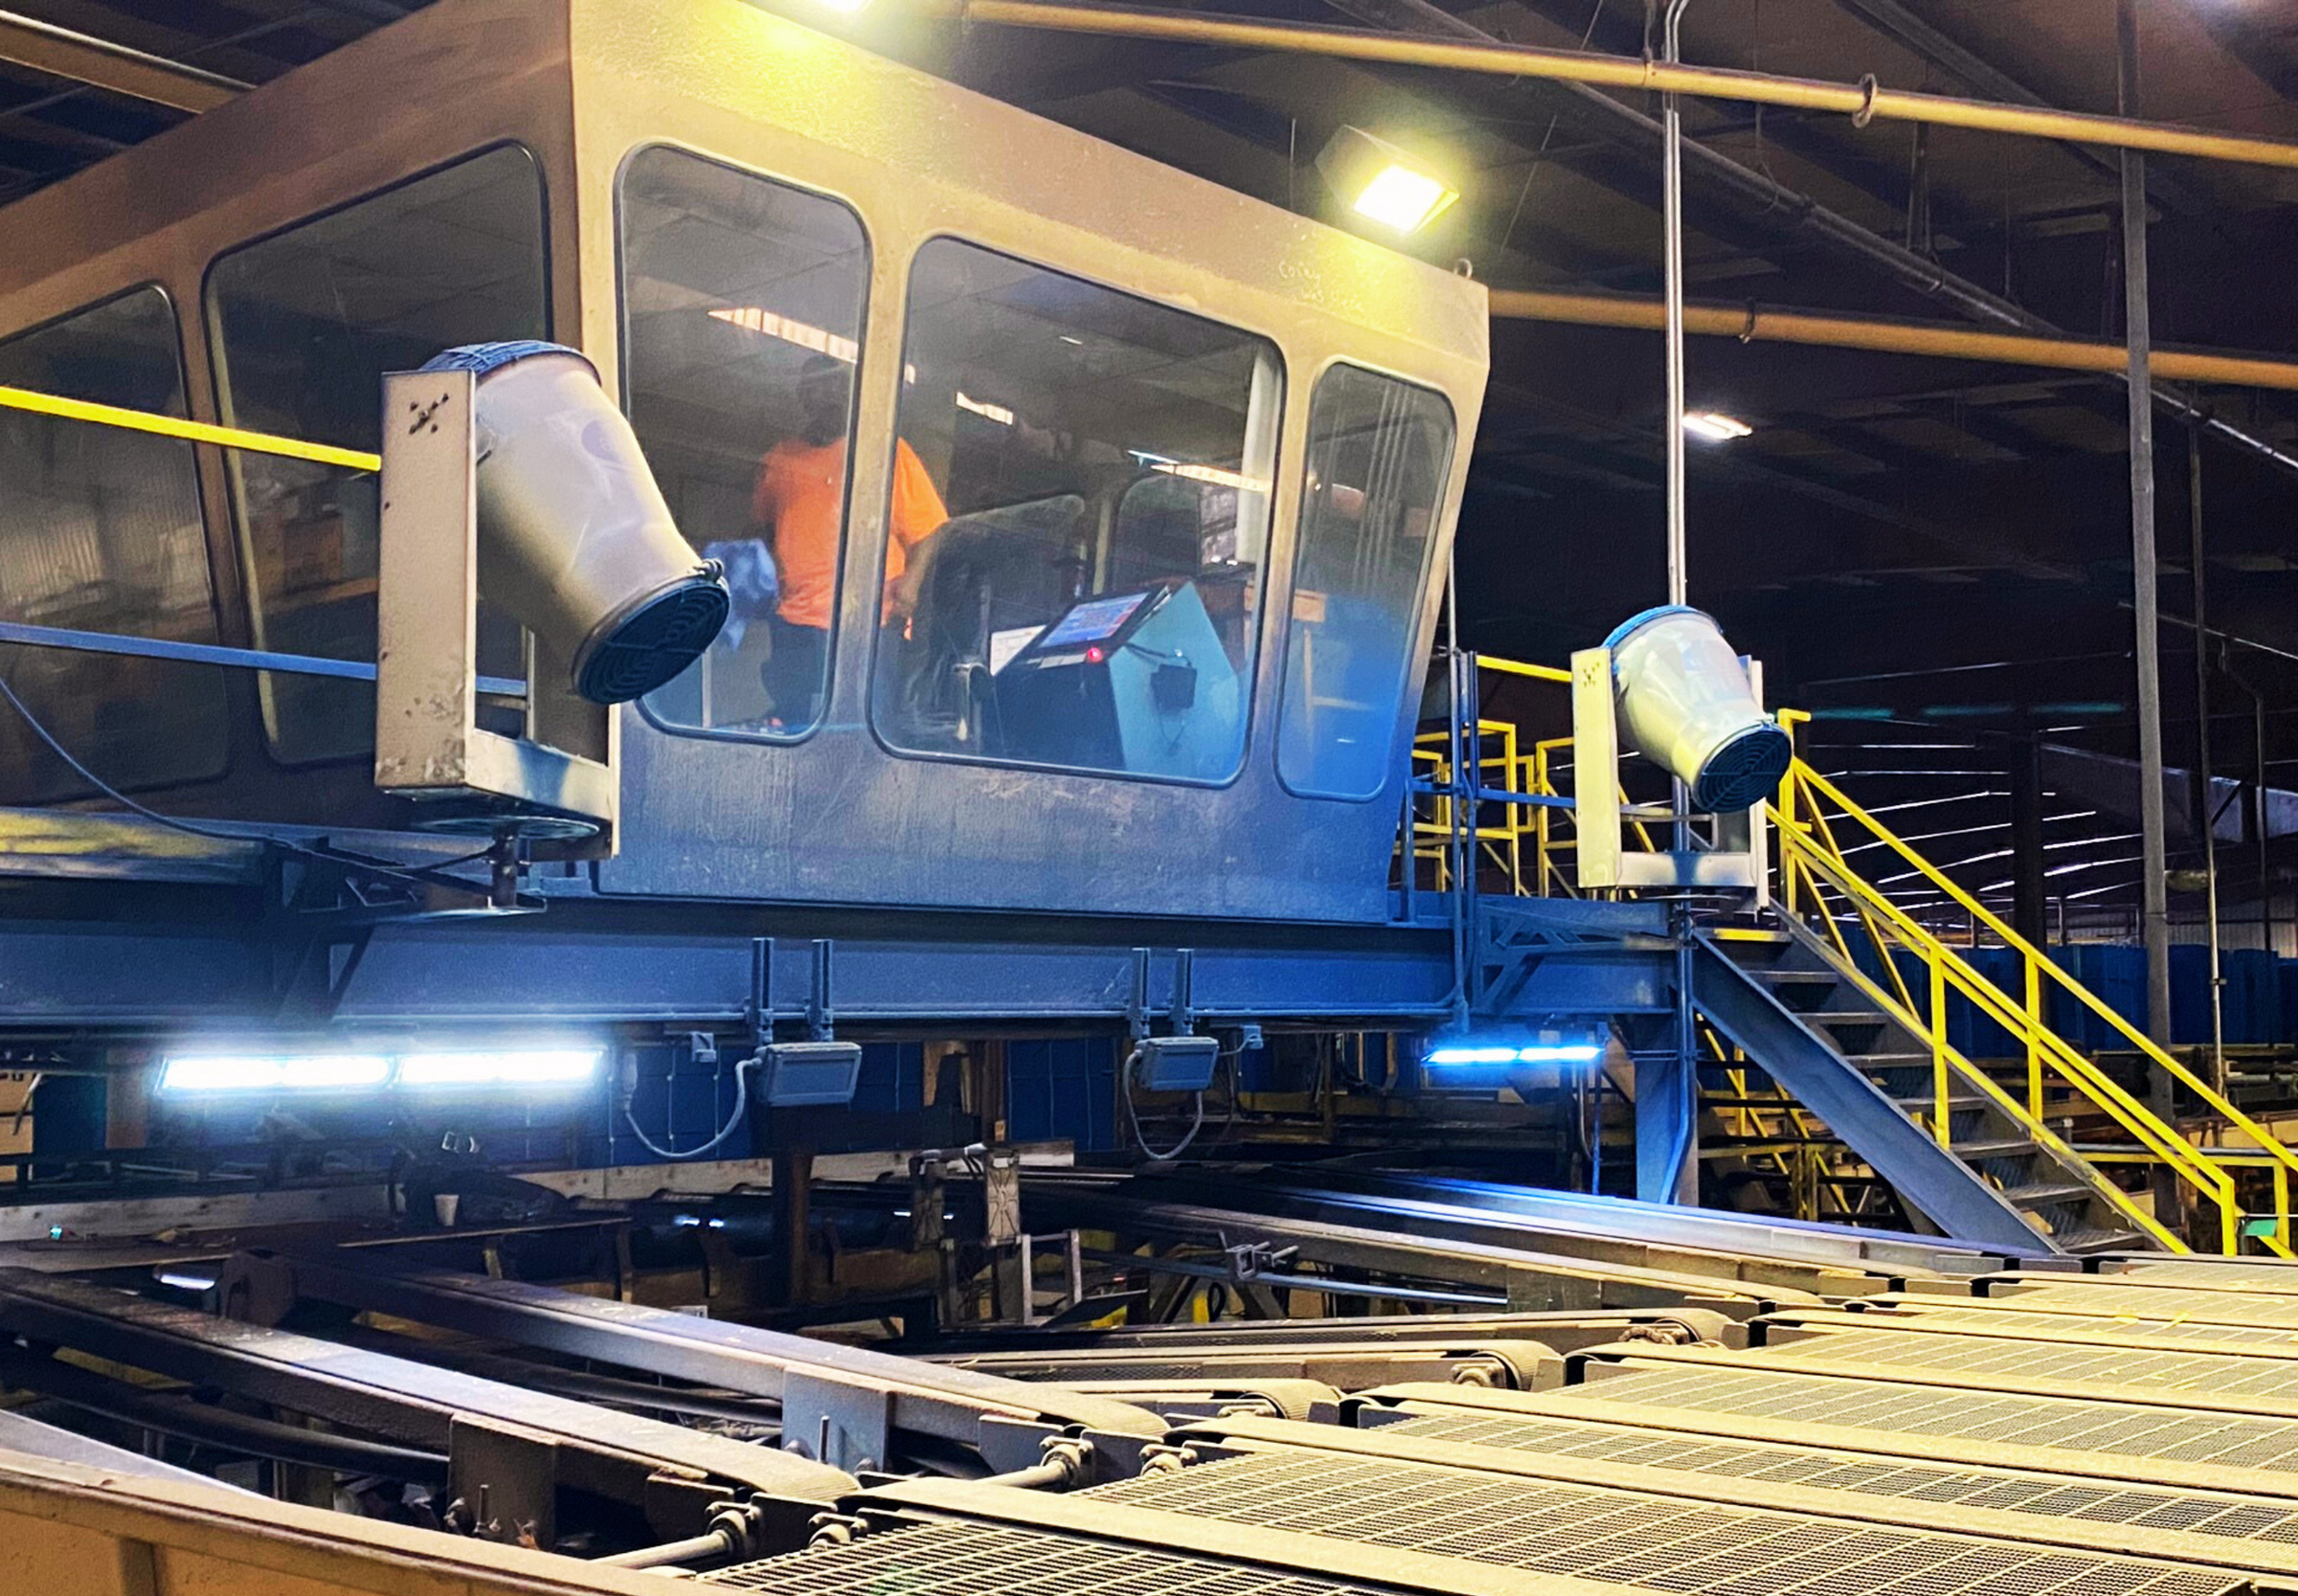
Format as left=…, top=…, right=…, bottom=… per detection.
left=207, top=145, right=548, bottom=763
left=0, top=289, right=227, bottom=802
left=871, top=238, right=1281, bottom=783
left=1277, top=365, right=1453, bottom=800
left=618, top=146, right=869, bottom=738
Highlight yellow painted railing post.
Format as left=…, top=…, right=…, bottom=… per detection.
left=1929, top=955, right=1950, bottom=1144
left=2025, top=956, right=2044, bottom=1122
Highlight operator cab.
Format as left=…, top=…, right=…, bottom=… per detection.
left=0, top=0, right=1488, bottom=925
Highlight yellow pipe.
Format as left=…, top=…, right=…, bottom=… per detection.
left=0, top=386, right=380, bottom=472
left=951, top=0, right=2298, bottom=173
left=1486, top=289, right=2298, bottom=393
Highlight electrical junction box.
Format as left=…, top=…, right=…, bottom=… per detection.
left=1136, top=1035, right=1221, bottom=1092
left=759, top=1042, right=863, bottom=1107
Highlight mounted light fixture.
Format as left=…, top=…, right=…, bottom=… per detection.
left=1317, top=125, right=1460, bottom=235
left=1424, top=1028, right=1609, bottom=1071
left=160, top=1045, right=602, bottom=1093
left=159, top=1054, right=391, bottom=1092
left=1682, top=410, right=1753, bottom=441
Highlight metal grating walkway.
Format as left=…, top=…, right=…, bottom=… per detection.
left=2105, top=1263, right=2298, bottom=1292
left=1381, top=1408, right=2298, bottom=1548
left=704, top=1521, right=1380, bottom=1596
left=1869, top=1303, right=2298, bottom=1349
left=1978, top=1285, right=2298, bottom=1330
left=1763, top=1325, right=2298, bottom=1401
left=1568, top=1362, right=2298, bottom=1473
left=1092, top=1450, right=2234, bottom=1596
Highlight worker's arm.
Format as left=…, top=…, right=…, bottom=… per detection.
left=884, top=439, right=952, bottom=618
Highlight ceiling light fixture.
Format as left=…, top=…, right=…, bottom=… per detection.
left=1317, top=126, right=1460, bottom=235
left=1683, top=411, right=1754, bottom=441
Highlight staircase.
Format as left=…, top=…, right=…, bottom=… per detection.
left=1757, top=757, right=2298, bottom=1258
left=1694, top=923, right=2159, bottom=1254
left=1431, top=652, right=2298, bottom=1257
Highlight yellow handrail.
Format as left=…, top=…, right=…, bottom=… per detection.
left=0, top=384, right=381, bottom=472
left=1777, top=831, right=2191, bottom=1250
left=1777, top=758, right=2291, bottom=1255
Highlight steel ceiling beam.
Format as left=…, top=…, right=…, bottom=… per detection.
left=1308, top=0, right=2298, bottom=481
left=0, top=10, right=243, bottom=113
left=1826, top=0, right=2216, bottom=226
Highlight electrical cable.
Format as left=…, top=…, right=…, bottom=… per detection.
left=0, top=670, right=495, bottom=884
left=1119, top=1047, right=1207, bottom=1161
left=620, top=1053, right=763, bottom=1161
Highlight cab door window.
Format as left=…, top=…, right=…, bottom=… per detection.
left=617, top=145, right=870, bottom=739
left=871, top=238, right=1281, bottom=784
left=1277, top=365, right=1454, bottom=800
left=0, top=288, right=227, bottom=802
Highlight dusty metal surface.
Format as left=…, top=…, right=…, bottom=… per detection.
left=1565, top=1353, right=2298, bottom=1484
left=1190, top=1406, right=2298, bottom=1576
left=231, top=1249, right=1160, bottom=1442
left=0, top=1268, right=853, bottom=1502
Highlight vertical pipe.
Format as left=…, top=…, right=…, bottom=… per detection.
left=1661, top=0, right=1691, bottom=609
left=2190, top=428, right=2227, bottom=1098
left=1661, top=3, right=1697, bottom=1205
left=2120, top=2, right=2173, bottom=1071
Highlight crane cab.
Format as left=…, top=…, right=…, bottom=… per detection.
left=0, top=0, right=1487, bottom=927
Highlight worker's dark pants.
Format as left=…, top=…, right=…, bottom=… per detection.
left=762, top=616, right=828, bottom=730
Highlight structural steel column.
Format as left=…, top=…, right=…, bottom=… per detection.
left=2120, top=1, right=2173, bottom=1071
left=2008, top=735, right=2047, bottom=952
left=2190, top=429, right=2227, bottom=1096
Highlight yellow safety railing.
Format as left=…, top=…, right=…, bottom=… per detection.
left=1776, top=756, right=2296, bottom=1256
left=1409, top=721, right=1533, bottom=894
left=0, top=384, right=379, bottom=471
left=1395, top=653, right=1667, bottom=898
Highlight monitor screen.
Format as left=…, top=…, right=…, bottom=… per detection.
left=1038, top=590, right=1153, bottom=649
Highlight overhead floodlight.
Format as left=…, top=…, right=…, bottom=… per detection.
left=161, top=1054, right=392, bottom=1092
left=1683, top=411, right=1754, bottom=441
left=398, top=1048, right=602, bottom=1089
left=1318, top=125, right=1460, bottom=235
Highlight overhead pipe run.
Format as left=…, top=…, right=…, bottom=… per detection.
left=947, top=0, right=2298, bottom=172
left=1484, top=290, right=2298, bottom=393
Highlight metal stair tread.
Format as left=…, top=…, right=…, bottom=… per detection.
left=1949, top=1135, right=2040, bottom=1159
left=2001, top=1179, right=2096, bottom=1207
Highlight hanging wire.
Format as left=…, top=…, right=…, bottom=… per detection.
left=0, top=670, right=494, bottom=885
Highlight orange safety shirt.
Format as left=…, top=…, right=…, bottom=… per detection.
left=752, top=437, right=949, bottom=630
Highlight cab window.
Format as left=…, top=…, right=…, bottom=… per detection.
left=207, top=145, right=548, bottom=764
left=617, top=146, right=868, bottom=739
left=1277, top=365, right=1454, bottom=800
left=870, top=238, right=1281, bottom=784
left=0, top=288, right=228, bottom=802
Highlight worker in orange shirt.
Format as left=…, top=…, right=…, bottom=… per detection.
left=751, top=354, right=949, bottom=729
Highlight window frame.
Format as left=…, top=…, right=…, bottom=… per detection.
left=613, top=140, right=877, bottom=751
left=200, top=140, right=553, bottom=769
left=1272, top=357, right=1458, bottom=804
left=865, top=232, right=1287, bottom=793
left=0, top=280, right=236, bottom=795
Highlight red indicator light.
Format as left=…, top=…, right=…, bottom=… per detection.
left=1086, top=645, right=1106, bottom=663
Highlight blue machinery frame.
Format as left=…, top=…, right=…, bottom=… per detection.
left=0, top=620, right=1690, bottom=1196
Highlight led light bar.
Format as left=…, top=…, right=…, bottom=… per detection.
left=159, top=1054, right=392, bottom=1092
left=1424, top=1040, right=1606, bottom=1068
left=160, top=1047, right=601, bottom=1092
left=397, top=1049, right=601, bottom=1088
